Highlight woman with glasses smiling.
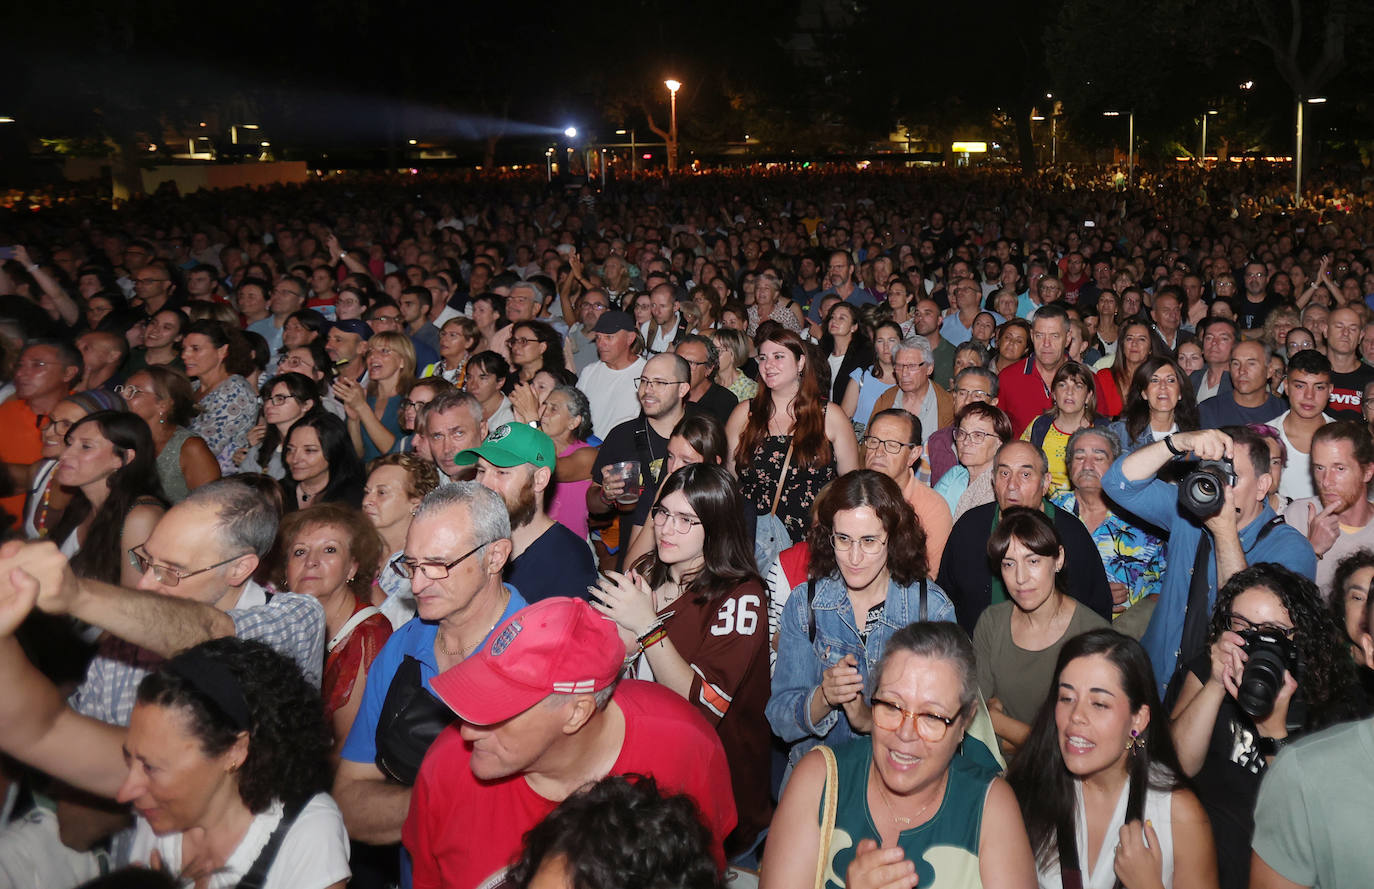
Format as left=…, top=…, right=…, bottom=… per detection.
left=593, top=463, right=772, bottom=858
left=768, top=470, right=957, bottom=770
left=1168, top=563, right=1366, bottom=889
left=762, top=622, right=1035, bottom=889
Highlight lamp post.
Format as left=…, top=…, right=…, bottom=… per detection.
left=1296, top=96, right=1326, bottom=206
left=664, top=79, right=681, bottom=173
left=1200, top=109, right=1217, bottom=163
left=1103, top=110, right=1134, bottom=183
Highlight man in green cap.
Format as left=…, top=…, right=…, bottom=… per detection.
left=456, top=421, right=598, bottom=602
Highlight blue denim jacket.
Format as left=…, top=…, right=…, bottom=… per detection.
left=766, top=572, right=956, bottom=764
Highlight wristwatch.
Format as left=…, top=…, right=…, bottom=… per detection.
left=1257, top=734, right=1289, bottom=757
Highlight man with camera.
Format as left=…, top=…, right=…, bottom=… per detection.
left=1102, top=425, right=1317, bottom=692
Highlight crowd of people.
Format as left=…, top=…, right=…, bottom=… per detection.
left=0, top=162, right=1370, bottom=888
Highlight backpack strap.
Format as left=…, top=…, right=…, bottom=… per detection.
left=235, top=797, right=308, bottom=889
left=806, top=577, right=818, bottom=644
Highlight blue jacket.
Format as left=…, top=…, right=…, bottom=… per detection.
left=1101, top=459, right=1316, bottom=693
left=766, top=572, right=956, bottom=764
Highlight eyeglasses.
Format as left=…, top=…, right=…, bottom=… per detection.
left=37, top=415, right=74, bottom=434
left=954, top=428, right=994, bottom=445
left=372, top=315, right=401, bottom=323
left=264, top=393, right=298, bottom=406
left=831, top=532, right=887, bottom=554
left=894, top=362, right=929, bottom=373
left=635, top=378, right=686, bottom=389
left=1227, top=613, right=1296, bottom=640
left=651, top=506, right=703, bottom=535
left=128, top=547, right=247, bottom=587
left=953, top=388, right=992, bottom=400
left=582, top=303, right=609, bottom=313
left=113, top=384, right=149, bottom=399
left=391, top=540, right=493, bottom=580
left=279, top=356, right=315, bottom=370
left=861, top=436, right=914, bottom=454
left=871, top=697, right=958, bottom=742
left=678, top=357, right=712, bottom=369
left=508, top=337, right=538, bottom=347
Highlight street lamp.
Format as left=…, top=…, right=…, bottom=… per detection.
left=1200, top=109, right=1217, bottom=162
left=1296, top=97, right=1327, bottom=205
left=1104, top=110, right=1134, bottom=183
left=564, top=127, right=578, bottom=139
left=664, top=79, right=681, bottom=173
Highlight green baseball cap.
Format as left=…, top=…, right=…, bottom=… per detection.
left=454, top=422, right=556, bottom=471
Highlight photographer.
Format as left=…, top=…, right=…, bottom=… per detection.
left=1102, top=426, right=1316, bottom=692
left=1168, top=564, right=1366, bottom=889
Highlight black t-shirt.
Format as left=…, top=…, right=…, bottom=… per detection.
left=1327, top=364, right=1374, bottom=421
left=1236, top=294, right=1277, bottom=330
left=1185, top=653, right=1268, bottom=889
left=688, top=383, right=739, bottom=427
left=506, top=522, right=598, bottom=602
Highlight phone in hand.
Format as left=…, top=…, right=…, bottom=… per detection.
left=0, top=247, right=15, bottom=261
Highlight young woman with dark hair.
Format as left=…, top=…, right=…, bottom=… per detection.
left=840, top=319, right=901, bottom=439
left=282, top=412, right=365, bottom=510
left=1109, top=356, right=1201, bottom=453
left=593, top=463, right=771, bottom=856
left=768, top=470, right=957, bottom=766
left=727, top=327, right=858, bottom=547
left=237, top=372, right=320, bottom=479
left=975, top=507, right=1111, bottom=755
left=1007, top=630, right=1217, bottom=889
left=49, top=410, right=167, bottom=586
left=818, top=302, right=876, bottom=406
left=183, top=319, right=258, bottom=473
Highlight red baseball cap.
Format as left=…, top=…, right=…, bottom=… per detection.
left=430, top=597, right=627, bottom=725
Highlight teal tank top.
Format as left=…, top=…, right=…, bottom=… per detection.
left=818, top=737, right=996, bottom=889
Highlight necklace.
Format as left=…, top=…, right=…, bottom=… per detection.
left=871, top=763, right=935, bottom=828
left=437, top=589, right=510, bottom=658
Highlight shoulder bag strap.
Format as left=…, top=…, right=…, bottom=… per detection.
left=770, top=442, right=796, bottom=517
left=806, top=577, right=819, bottom=644
left=235, top=797, right=307, bottom=889
left=328, top=606, right=382, bottom=653
left=1057, top=805, right=1083, bottom=889
left=814, top=745, right=839, bottom=889
left=919, top=578, right=928, bottom=622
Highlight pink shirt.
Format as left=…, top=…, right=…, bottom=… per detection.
left=548, top=440, right=594, bottom=540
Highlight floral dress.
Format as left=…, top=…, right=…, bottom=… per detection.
left=191, top=375, right=259, bottom=475
left=739, top=434, right=836, bottom=543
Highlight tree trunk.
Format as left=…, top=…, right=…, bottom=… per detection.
left=1015, top=111, right=1038, bottom=174
left=110, top=141, right=143, bottom=204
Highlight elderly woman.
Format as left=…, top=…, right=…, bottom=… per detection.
left=277, top=503, right=391, bottom=754
left=767, top=470, right=957, bottom=766
left=537, top=384, right=598, bottom=540
left=761, top=622, right=1036, bottom=889
left=746, top=271, right=804, bottom=336
left=0, top=633, right=349, bottom=888
left=711, top=327, right=758, bottom=402
left=934, top=402, right=1015, bottom=519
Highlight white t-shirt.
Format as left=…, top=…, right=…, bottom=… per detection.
left=128, top=793, right=349, bottom=889
left=1274, top=409, right=1333, bottom=503
left=578, top=357, right=648, bottom=440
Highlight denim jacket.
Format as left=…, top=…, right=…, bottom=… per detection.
left=766, top=572, right=956, bottom=764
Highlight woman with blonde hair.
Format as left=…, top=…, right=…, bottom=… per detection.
left=333, top=329, right=415, bottom=460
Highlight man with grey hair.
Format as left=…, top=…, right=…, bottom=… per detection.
left=867, top=335, right=953, bottom=446
left=1050, top=427, right=1164, bottom=639
left=336, top=482, right=528, bottom=878
left=421, top=389, right=487, bottom=482
left=675, top=334, right=735, bottom=425
left=929, top=366, right=1000, bottom=484
left=487, top=279, right=543, bottom=357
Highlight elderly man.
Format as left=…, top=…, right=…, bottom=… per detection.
left=459, top=423, right=597, bottom=602
left=936, top=440, right=1113, bottom=634
left=566, top=289, right=610, bottom=371
left=75, top=331, right=127, bottom=392
left=576, top=311, right=648, bottom=440
left=0, top=340, right=80, bottom=521
left=1190, top=317, right=1237, bottom=403
left=1103, top=425, right=1316, bottom=693
left=867, top=336, right=953, bottom=446
left=1149, top=286, right=1193, bottom=356
left=336, top=484, right=529, bottom=885
left=675, top=334, right=736, bottom=425
left=941, top=277, right=1001, bottom=346
left=1049, top=427, right=1165, bottom=640
left=862, top=408, right=952, bottom=575
left=1198, top=340, right=1286, bottom=427
left=325, top=318, right=372, bottom=383
left=404, top=597, right=736, bottom=888
left=247, top=274, right=306, bottom=354
left=807, top=250, right=875, bottom=322
left=421, top=390, right=487, bottom=483
left=999, top=303, right=1071, bottom=437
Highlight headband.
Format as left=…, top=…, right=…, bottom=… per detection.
left=163, top=648, right=251, bottom=732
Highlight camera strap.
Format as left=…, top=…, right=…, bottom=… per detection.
left=1178, top=516, right=1286, bottom=672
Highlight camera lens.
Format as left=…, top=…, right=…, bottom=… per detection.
left=1237, top=645, right=1288, bottom=719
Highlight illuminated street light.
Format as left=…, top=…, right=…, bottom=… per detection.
left=408, top=139, right=417, bottom=145
left=1104, top=110, right=1134, bottom=183
left=564, top=127, right=578, bottom=139
left=0, top=117, right=13, bottom=124
left=665, top=79, right=681, bottom=172
left=1296, top=97, right=1328, bottom=203
left=1200, top=109, right=1218, bottom=161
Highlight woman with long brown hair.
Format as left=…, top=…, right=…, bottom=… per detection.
left=726, top=327, right=858, bottom=548
left=1094, top=319, right=1159, bottom=418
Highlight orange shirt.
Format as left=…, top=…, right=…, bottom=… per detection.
left=0, top=399, right=43, bottom=530
left=901, top=471, right=953, bottom=578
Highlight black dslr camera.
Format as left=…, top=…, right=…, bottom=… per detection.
left=1235, top=626, right=1302, bottom=720
left=1178, top=457, right=1236, bottom=519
